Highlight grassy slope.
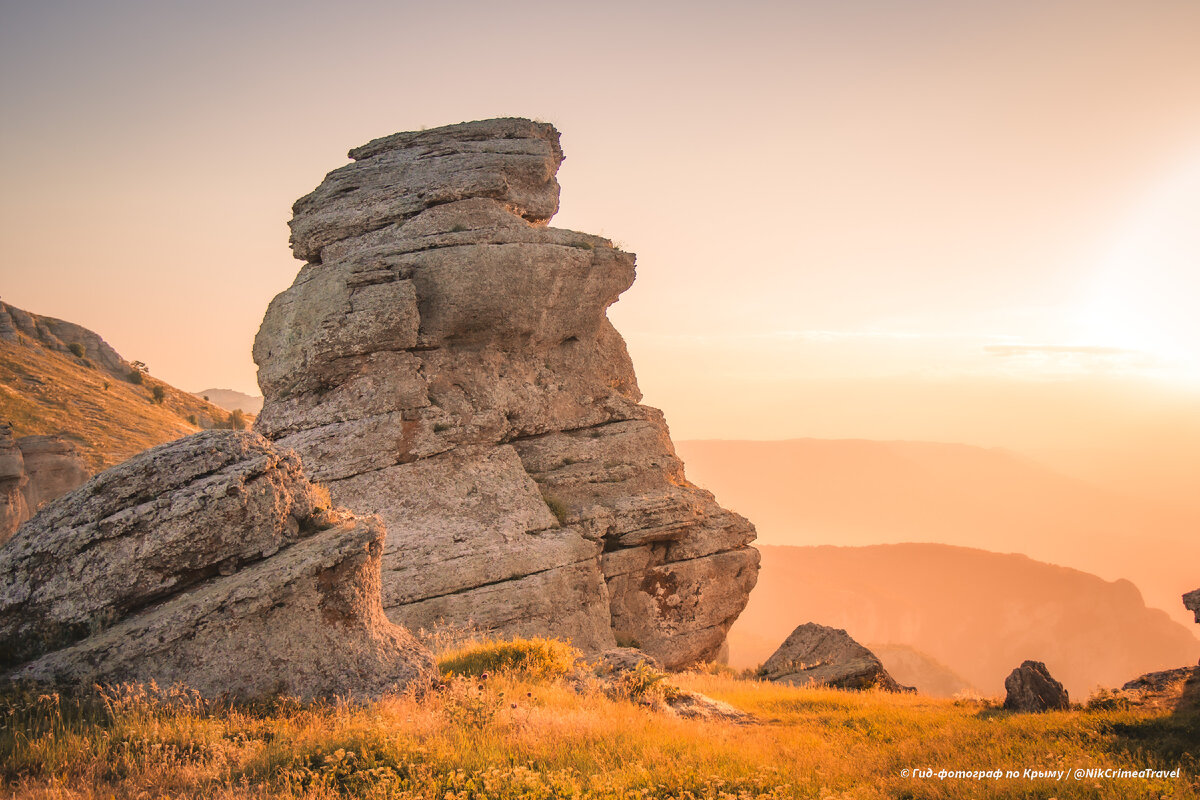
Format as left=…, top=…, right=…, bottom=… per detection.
left=0, top=339, right=240, bottom=473
left=2, top=672, right=1196, bottom=800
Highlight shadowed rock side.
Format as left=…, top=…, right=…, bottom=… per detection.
left=0, top=431, right=434, bottom=698
left=760, top=623, right=910, bottom=692
left=0, top=425, right=90, bottom=545
left=253, top=118, right=759, bottom=669
left=1186, top=589, right=1200, bottom=625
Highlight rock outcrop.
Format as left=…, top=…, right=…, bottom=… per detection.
left=14, top=435, right=89, bottom=513
left=0, top=425, right=91, bottom=545
left=1185, top=589, right=1200, bottom=625
left=0, top=300, right=127, bottom=377
left=0, top=426, right=30, bottom=543
left=253, top=118, right=759, bottom=669
left=1003, top=660, right=1069, bottom=712
left=760, top=623, right=909, bottom=691
left=0, top=431, right=434, bottom=698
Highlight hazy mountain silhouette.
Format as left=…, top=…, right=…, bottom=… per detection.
left=677, top=438, right=1200, bottom=628
left=193, top=388, right=263, bottom=415
left=727, top=543, right=1200, bottom=699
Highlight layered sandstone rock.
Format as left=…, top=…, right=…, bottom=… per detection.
left=760, top=622, right=909, bottom=691
left=0, top=431, right=434, bottom=698
left=0, top=426, right=90, bottom=545
left=253, top=118, right=759, bottom=668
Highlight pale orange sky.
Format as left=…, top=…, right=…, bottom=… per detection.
left=2, top=0, right=1199, bottom=463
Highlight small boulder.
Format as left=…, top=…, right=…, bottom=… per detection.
left=591, top=647, right=663, bottom=676
left=760, top=623, right=910, bottom=692
left=1003, top=660, right=1069, bottom=712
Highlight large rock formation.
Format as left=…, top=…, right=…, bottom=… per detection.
left=0, top=431, right=434, bottom=698
left=0, top=425, right=90, bottom=545
left=1003, top=660, right=1069, bottom=712
left=253, top=118, right=759, bottom=669
left=759, top=622, right=909, bottom=691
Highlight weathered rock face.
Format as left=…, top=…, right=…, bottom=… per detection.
left=1003, top=660, right=1069, bottom=712
left=760, top=622, right=909, bottom=691
left=0, top=425, right=30, bottom=544
left=0, top=426, right=90, bottom=545
left=16, top=435, right=89, bottom=513
left=0, top=431, right=434, bottom=698
left=253, top=118, right=759, bottom=669
left=1185, top=589, right=1200, bottom=625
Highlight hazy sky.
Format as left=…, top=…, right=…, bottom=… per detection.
left=3, top=0, right=1199, bottom=453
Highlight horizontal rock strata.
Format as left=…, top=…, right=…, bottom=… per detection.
left=0, top=431, right=434, bottom=698
left=253, top=118, right=759, bottom=668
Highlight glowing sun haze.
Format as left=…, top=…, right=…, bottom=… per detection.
left=2, top=0, right=1199, bottom=462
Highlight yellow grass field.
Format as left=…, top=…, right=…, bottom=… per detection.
left=3, top=661, right=1196, bottom=800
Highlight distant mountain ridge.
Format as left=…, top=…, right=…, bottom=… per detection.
left=0, top=299, right=237, bottom=471
left=676, top=438, right=1200, bottom=628
left=193, top=388, right=263, bottom=414
left=728, top=543, right=1200, bottom=699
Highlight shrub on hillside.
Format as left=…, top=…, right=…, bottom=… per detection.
left=67, top=343, right=85, bottom=358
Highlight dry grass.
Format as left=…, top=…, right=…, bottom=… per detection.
left=0, top=339, right=239, bottom=472
left=2, top=663, right=1196, bottom=800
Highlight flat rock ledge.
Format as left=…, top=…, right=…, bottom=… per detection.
left=0, top=431, right=434, bottom=699
left=760, top=623, right=911, bottom=692
left=253, top=117, right=759, bottom=669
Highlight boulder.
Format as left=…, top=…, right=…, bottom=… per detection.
left=1003, top=660, right=1069, bottom=712
left=1185, top=588, right=1200, bottom=625
left=253, top=117, right=759, bottom=669
left=1114, top=666, right=1200, bottom=712
left=0, top=430, right=434, bottom=699
left=760, top=623, right=909, bottom=691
